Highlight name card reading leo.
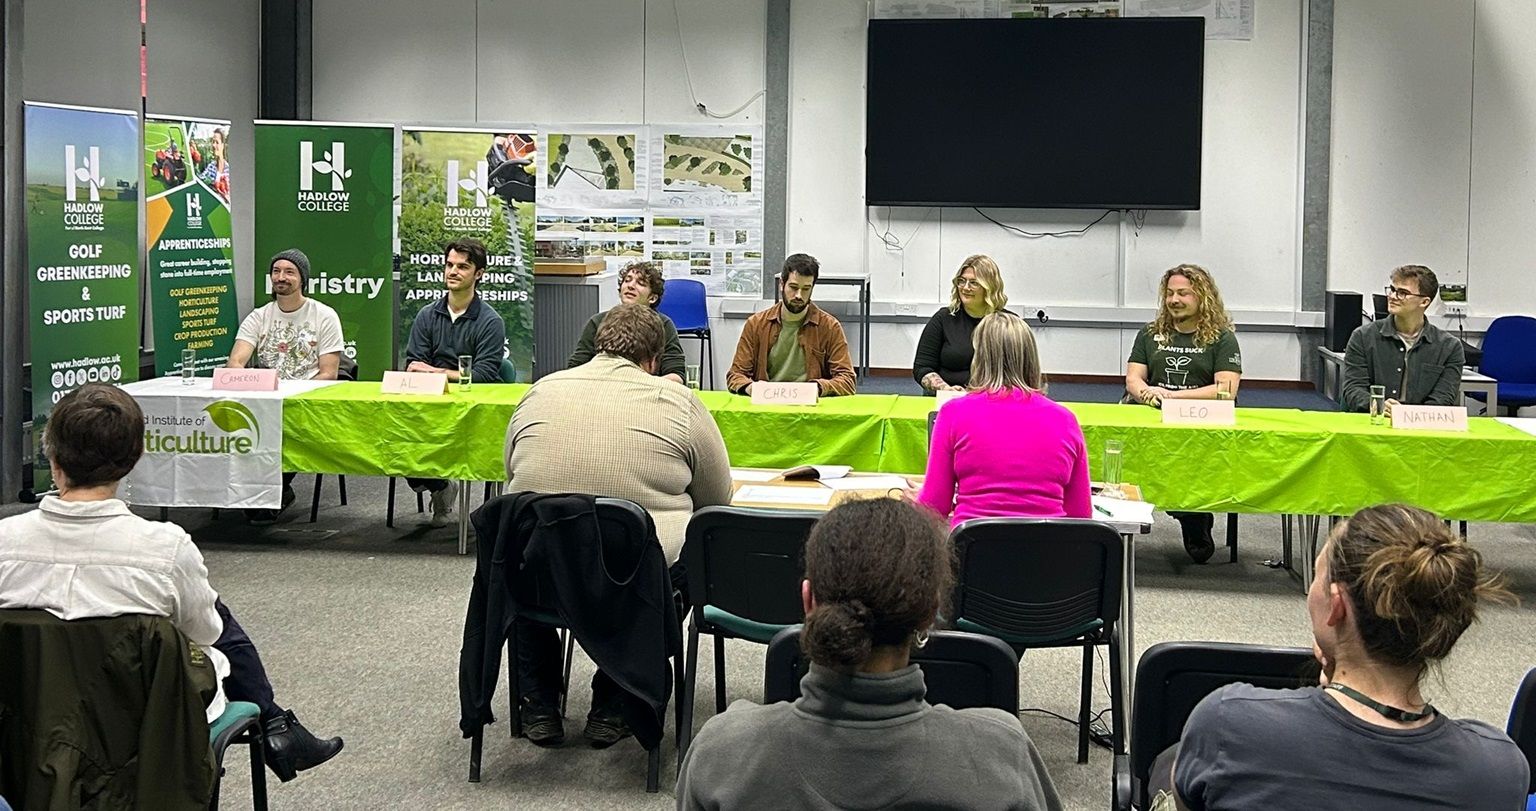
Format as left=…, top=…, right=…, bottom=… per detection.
left=1162, top=398, right=1236, bottom=425
left=381, top=371, right=448, bottom=396
left=1393, top=405, right=1469, bottom=432
left=212, top=368, right=279, bottom=391
left=751, top=381, right=819, bottom=406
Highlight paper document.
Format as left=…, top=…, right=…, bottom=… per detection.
left=1091, top=495, right=1156, bottom=527
left=730, top=468, right=781, bottom=482
left=734, top=485, right=834, bottom=506
left=820, top=475, right=911, bottom=492
left=811, top=465, right=852, bottom=480
left=1496, top=418, right=1536, bottom=439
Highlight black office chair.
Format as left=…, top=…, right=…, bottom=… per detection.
left=1507, top=667, right=1536, bottom=796
left=1112, top=641, right=1316, bottom=811
left=949, top=518, right=1125, bottom=763
left=676, top=506, right=820, bottom=759
left=762, top=626, right=1019, bottom=714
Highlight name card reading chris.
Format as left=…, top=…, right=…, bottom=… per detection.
left=212, top=368, right=279, bottom=391
left=751, top=381, right=818, bottom=406
left=1393, top=405, right=1469, bottom=432
left=1162, top=398, right=1236, bottom=425
left=381, top=371, right=449, bottom=396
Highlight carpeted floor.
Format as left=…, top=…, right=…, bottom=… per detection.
left=10, top=473, right=1523, bottom=810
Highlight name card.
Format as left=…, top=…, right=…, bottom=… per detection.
left=751, top=381, right=818, bottom=406
left=934, top=388, right=966, bottom=410
left=1162, top=398, right=1236, bottom=425
left=212, top=368, right=278, bottom=391
left=381, top=371, right=448, bottom=395
left=1393, top=405, right=1469, bottom=432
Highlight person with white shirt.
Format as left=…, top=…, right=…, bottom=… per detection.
left=227, top=248, right=346, bottom=522
left=0, top=384, right=344, bottom=783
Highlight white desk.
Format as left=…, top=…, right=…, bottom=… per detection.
left=1315, top=346, right=1497, bottom=414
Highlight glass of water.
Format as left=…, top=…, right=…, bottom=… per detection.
left=181, top=348, right=196, bottom=386
left=1103, top=439, right=1124, bottom=497
left=1369, top=385, right=1386, bottom=425
left=458, top=355, right=473, bottom=392
left=1216, top=380, right=1232, bottom=400
left=686, top=364, right=702, bottom=390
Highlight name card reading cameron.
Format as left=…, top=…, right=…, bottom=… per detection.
left=381, top=371, right=449, bottom=395
left=1162, top=398, right=1236, bottom=425
left=212, top=368, right=279, bottom=391
left=751, top=381, right=818, bottom=406
left=1393, top=405, right=1469, bottom=432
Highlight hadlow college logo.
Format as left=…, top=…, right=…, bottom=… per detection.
left=442, top=158, right=493, bottom=231
left=65, top=144, right=102, bottom=202
left=297, top=140, right=351, bottom=212
left=185, top=191, right=204, bottom=229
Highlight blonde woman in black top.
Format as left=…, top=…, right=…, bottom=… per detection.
left=913, top=255, right=1008, bottom=393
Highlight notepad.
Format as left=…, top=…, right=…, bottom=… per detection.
left=820, top=475, right=910, bottom=492
left=734, top=485, right=834, bottom=506
left=1091, top=495, right=1156, bottom=527
left=729, top=468, right=780, bottom=482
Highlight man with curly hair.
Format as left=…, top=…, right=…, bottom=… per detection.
left=1124, top=264, right=1243, bottom=563
left=567, top=261, right=686, bottom=384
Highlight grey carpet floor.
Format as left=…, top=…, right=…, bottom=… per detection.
left=17, top=475, right=1519, bottom=810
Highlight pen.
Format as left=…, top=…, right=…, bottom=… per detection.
left=1093, top=503, right=1113, bottom=517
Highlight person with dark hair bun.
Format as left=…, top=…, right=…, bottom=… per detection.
left=1169, top=503, right=1527, bottom=810
left=677, top=499, right=1061, bottom=810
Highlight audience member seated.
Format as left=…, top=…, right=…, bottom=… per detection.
left=1165, top=504, right=1527, bottom=810
left=568, top=260, right=687, bottom=384
left=1342, top=264, right=1465, bottom=417
left=677, top=498, right=1063, bottom=811
left=916, top=311, right=1090, bottom=525
left=726, top=253, right=857, bottom=397
left=0, top=384, right=343, bottom=783
left=1123, top=264, right=1242, bottom=564
left=504, top=303, right=731, bottom=747
left=913, top=254, right=1008, bottom=393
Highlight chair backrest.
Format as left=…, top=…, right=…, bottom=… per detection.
left=1507, top=667, right=1536, bottom=794
left=516, top=496, right=655, bottom=614
left=499, top=357, right=518, bottom=384
left=928, top=410, right=938, bottom=441
left=680, top=506, right=819, bottom=626
left=657, top=278, right=710, bottom=333
left=0, top=609, right=216, bottom=809
left=763, top=626, right=1020, bottom=714
left=1481, top=316, right=1536, bottom=383
left=1128, top=641, right=1316, bottom=809
left=949, top=518, right=1123, bottom=647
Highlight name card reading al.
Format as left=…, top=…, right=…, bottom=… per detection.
left=381, top=371, right=449, bottom=395
left=1162, top=399, right=1236, bottom=425
left=1393, top=405, right=1469, bottom=432
left=212, top=367, right=279, bottom=391
left=751, top=381, right=818, bottom=406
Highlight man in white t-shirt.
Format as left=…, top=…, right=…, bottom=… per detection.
left=228, top=249, right=346, bottom=521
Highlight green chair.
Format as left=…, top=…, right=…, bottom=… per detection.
left=677, top=506, right=821, bottom=760
left=208, top=701, right=268, bottom=811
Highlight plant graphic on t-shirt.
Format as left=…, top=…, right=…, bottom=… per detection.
left=257, top=321, right=320, bottom=380
left=1164, top=355, right=1192, bottom=388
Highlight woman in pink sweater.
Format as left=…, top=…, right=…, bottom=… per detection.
left=916, top=311, right=1092, bottom=525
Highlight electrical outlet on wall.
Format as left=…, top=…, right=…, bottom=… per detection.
left=1443, top=302, right=1468, bottom=317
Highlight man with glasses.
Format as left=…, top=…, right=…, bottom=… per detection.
left=1342, top=264, right=1464, bottom=416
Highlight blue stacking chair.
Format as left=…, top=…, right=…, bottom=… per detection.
left=657, top=278, right=714, bottom=390
left=1477, top=316, right=1536, bottom=415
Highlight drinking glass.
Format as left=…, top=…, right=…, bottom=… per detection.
left=686, top=364, right=702, bottom=390
left=1369, top=385, right=1386, bottom=425
left=181, top=348, right=196, bottom=386
left=458, top=355, right=473, bottom=392
left=1103, top=439, right=1124, bottom=497
left=1216, top=380, right=1232, bottom=400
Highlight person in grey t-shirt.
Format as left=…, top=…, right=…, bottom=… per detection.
left=1170, top=504, right=1528, bottom=811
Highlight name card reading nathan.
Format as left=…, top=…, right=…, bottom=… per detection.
left=212, top=368, right=278, bottom=391
left=751, top=381, right=818, bottom=406
left=381, top=371, right=448, bottom=395
left=1162, top=399, right=1236, bottom=425
left=1393, top=405, right=1469, bottom=432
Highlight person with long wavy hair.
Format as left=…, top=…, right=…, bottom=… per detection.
left=1124, top=264, right=1242, bottom=562
left=913, top=254, right=1010, bottom=393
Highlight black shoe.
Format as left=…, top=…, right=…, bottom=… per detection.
left=281, top=484, right=297, bottom=511
left=520, top=701, right=565, bottom=747
left=1183, top=524, right=1216, bottom=564
left=263, top=710, right=344, bottom=782
left=245, top=508, right=280, bottom=526
left=583, top=706, right=632, bottom=749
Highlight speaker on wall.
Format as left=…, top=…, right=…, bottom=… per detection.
left=1325, top=291, right=1363, bottom=352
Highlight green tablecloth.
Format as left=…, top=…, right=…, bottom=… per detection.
left=283, top=384, right=1536, bottom=523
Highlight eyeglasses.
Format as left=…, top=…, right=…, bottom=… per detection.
left=1384, top=285, right=1427, bottom=300
left=955, top=278, right=981, bottom=290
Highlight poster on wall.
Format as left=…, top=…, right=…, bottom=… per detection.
left=651, top=213, right=763, bottom=296
left=649, top=125, right=764, bottom=210
left=23, top=101, right=143, bottom=487
left=397, top=127, right=536, bottom=381
left=253, top=120, right=394, bottom=378
left=144, top=114, right=240, bottom=376
left=533, top=211, right=647, bottom=274
left=538, top=127, right=648, bottom=210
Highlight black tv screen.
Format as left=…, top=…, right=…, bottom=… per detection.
left=865, top=17, right=1205, bottom=210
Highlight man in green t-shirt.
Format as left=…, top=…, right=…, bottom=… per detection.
left=1124, top=264, right=1243, bottom=563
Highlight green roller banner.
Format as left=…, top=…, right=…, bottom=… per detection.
left=253, top=121, right=394, bottom=378
left=398, top=128, right=535, bottom=381
left=23, top=102, right=143, bottom=488
left=145, top=115, right=240, bottom=376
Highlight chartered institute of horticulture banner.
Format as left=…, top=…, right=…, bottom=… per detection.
left=398, top=128, right=536, bottom=381
left=145, top=115, right=240, bottom=376
left=23, top=102, right=142, bottom=486
left=254, top=120, right=394, bottom=378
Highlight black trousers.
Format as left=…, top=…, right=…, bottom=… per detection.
left=405, top=477, right=448, bottom=493
left=514, top=618, right=623, bottom=712
left=1169, top=511, right=1214, bottom=536
left=212, top=599, right=283, bottom=721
